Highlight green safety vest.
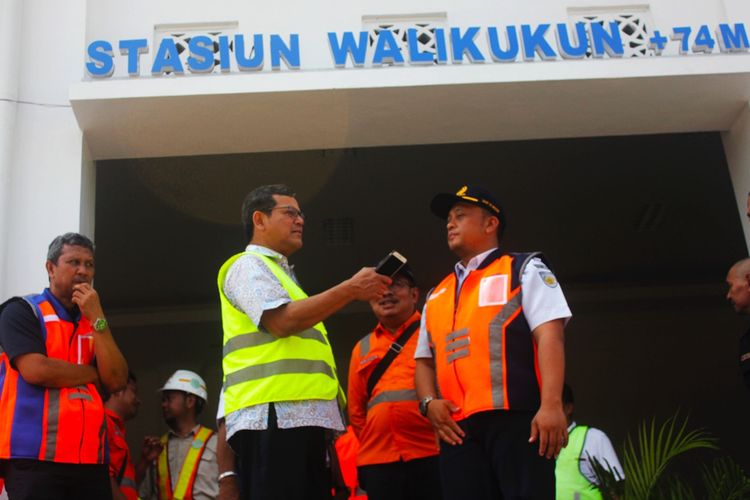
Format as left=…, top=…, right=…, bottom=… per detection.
left=218, top=251, right=343, bottom=415
left=556, top=425, right=603, bottom=500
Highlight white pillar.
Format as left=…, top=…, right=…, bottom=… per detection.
left=0, top=0, right=23, bottom=299
left=722, top=102, right=750, bottom=254
left=2, top=0, right=89, bottom=297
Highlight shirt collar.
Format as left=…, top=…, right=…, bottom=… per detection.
left=246, top=244, right=293, bottom=273
left=373, top=310, right=421, bottom=337
left=105, top=408, right=125, bottom=430
left=43, top=288, right=81, bottom=323
left=454, top=247, right=498, bottom=277
left=168, top=424, right=202, bottom=439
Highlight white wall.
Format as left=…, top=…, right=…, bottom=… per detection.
left=722, top=102, right=750, bottom=253
left=0, top=0, right=23, bottom=299
left=1, top=0, right=90, bottom=298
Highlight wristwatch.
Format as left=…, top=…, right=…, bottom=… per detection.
left=419, top=396, right=435, bottom=417
left=92, top=317, right=108, bottom=332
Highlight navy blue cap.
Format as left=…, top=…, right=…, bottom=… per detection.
left=430, top=185, right=502, bottom=219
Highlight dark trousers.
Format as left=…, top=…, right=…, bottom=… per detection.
left=1, top=459, right=112, bottom=500
left=228, top=404, right=332, bottom=500
left=438, top=410, right=555, bottom=500
left=358, top=455, right=443, bottom=500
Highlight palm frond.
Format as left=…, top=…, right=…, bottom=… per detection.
left=622, top=412, right=717, bottom=499
left=702, top=456, right=750, bottom=500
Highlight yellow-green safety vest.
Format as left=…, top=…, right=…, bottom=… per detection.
left=218, top=251, right=344, bottom=415
left=556, top=425, right=603, bottom=500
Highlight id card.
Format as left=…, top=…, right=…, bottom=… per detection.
left=478, top=274, right=508, bottom=307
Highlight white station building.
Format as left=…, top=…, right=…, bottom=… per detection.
left=1, top=0, right=750, bottom=466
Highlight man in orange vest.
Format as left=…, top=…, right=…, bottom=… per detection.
left=415, top=185, right=572, bottom=499
left=104, top=371, right=142, bottom=500
left=347, top=264, right=441, bottom=500
left=139, top=370, right=219, bottom=500
left=0, top=232, right=129, bottom=499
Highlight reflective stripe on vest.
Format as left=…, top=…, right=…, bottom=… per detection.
left=424, top=253, right=542, bottom=420
left=157, top=426, right=214, bottom=500
left=0, top=291, right=106, bottom=463
left=555, top=426, right=603, bottom=500
left=218, top=251, right=343, bottom=414
left=366, top=389, right=417, bottom=410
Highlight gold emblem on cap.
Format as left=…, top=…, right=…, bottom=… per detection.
left=456, top=186, right=468, bottom=196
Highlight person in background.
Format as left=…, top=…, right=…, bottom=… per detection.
left=104, top=371, right=141, bottom=500
left=0, top=232, right=128, bottom=499
left=347, top=264, right=441, bottom=500
left=139, top=370, right=219, bottom=500
left=727, top=258, right=750, bottom=394
left=556, top=383, right=624, bottom=499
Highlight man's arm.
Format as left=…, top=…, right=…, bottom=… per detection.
left=529, top=318, right=567, bottom=459
left=14, top=352, right=98, bottom=387
left=415, top=357, right=465, bottom=445
left=347, top=343, right=367, bottom=438
left=72, top=283, right=128, bottom=392
left=261, top=267, right=390, bottom=337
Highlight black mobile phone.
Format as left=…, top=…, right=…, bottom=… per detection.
left=375, top=251, right=407, bottom=277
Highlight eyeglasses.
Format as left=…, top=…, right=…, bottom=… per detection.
left=269, top=205, right=305, bottom=221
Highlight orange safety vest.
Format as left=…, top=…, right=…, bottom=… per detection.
left=349, top=312, right=438, bottom=466
left=334, top=427, right=367, bottom=500
left=105, top=409, right=139, bottom=500
left=424, top=251, right=544, bottom=421
left=0, top=290, right=107, bottom=463
left=156, top=426, right=214, bottom=500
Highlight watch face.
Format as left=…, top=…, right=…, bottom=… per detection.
left=93, top=318, right=107, bottom=332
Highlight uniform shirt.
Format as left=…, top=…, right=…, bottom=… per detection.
left=414, top=248, right=572, bottom=358
left=566, top=422, right=624, bottom=483
left=105, top=409, right=138, bottom=498
left=347, top=312, right=439, bottom=466
left=139, top=425, right=219, bottom=500
left=0, top=297, right=74, bottom=367
left=222, top=244, right=344, bottom=438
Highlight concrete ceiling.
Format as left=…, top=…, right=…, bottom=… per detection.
left=71, top=56, right=750, bottom=160
left=93, top=132, right=748, bottom=324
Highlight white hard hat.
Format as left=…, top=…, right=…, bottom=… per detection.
left=160, top=370, right=208, bottom=402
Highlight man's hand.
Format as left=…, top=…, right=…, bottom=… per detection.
left=426, top=399, right=465, bottom=445
left=346, top=268, right=391, bottom=301
left=529, top=403, right=568, bottom=459
left=72, top=283, right=105, bottom=322
left=141, top=436, right=163, bottom=463
left=219, top=476, right=241, bottom=500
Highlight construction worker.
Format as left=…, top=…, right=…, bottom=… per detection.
left=415, top=185, right=572, bottom=500
left=0, top=232, right=128, bottom=499
left=104, top=371, right=141, bottom=500
left=139, top=370, right=219, bottom=500
left=347, top=264, right=441, bottom=500
left=556, top=383, right=623, bottom=499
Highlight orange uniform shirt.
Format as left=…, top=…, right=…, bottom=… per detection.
left=105, top=409, right=138, bottom=500
left=347, top=312, right=439, bottom=466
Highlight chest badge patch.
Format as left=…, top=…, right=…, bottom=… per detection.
left=539, top=271, right=558, bottom=288
left=478, top=274, right=508, bottom=307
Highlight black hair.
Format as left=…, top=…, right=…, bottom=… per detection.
left=241, top=184, right=296, bottom=241
left=100, top=371, right=137, bottom=403
left=47, top=233, right=95, bottom=264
